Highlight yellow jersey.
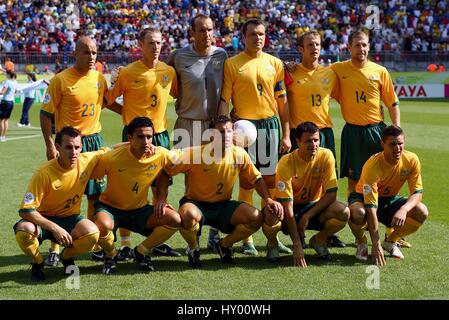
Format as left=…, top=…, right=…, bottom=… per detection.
left=19, top=148, right=109, bottom=217
left=166, top=144, right=262, bottom=202
left=275, top=148, right=338, bottom=204
left=105, top=60, right=177, bottom=133
left=221, top=52, right=286, bottom=120
left=92, top=146, right=179, bottom=210
left=42, top=67, right=108, bottom=135
left=287, top=64, right=338, bottom=129
left=330, top=60, right=398, bottom=126
left=356, top=150, right=423, bottom=207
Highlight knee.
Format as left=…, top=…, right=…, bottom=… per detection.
left=249, top=207, right=263, bottom=226
left=15, top=221, right=36, bottom=234
left=349, top=204, right=366, bottom=224
left=93, top=213, right=114, bottom=235
left=164, top=209, right=182, bottom=228
left=412, top=203, right=429, bottom=222
left=336, top=204, right=350, bottom=222
left=263, top=207, right=280, bottom=226
left=179, top=206, right=200, bottom=228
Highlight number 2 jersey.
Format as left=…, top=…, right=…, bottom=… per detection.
left=19, top=148, right=109, bottom=217
left=41, top=67, right=108, bottom=135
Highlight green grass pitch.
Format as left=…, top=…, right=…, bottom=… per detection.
left=1, top=79, right=448, bottom=299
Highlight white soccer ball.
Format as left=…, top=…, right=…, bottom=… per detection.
left=233, top=120, right=257, bottom=148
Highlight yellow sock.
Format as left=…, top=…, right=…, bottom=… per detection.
left=222, top=224, right=259, bottom=248
left=260, top=188, right=276, bottom=209
left=239, top=187, right=254, bottom=206
left=315, top=218, right=346, bottom=244
left=138, top=225, right=178, bottom=255
left=348, top=220, right=367, bottom=244
left=87, top=199, right=103, bottom=252
left=50, top=241, right=60, bottom=253
left=98, top=231, right=117, bottom=258
left=180, top=223, right=200, bottom=249
left=387, top=217, right=422, bottom=243
left=262, top=221, right=282, bottom=248
left=16, top=231, right=44, bottom=264
left=62, top=231, right=100, bottom=259
left=385, top=227, right=394, bottom=237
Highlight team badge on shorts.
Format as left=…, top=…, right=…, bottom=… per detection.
left=24, top=192, right=35, bottom=205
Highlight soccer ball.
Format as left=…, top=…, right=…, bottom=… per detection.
left=233, top=120, right=257, bottom=148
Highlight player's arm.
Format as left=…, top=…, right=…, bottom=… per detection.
left=282, top=200, right=307, bottom=268
left=387, top=104, right=400, bottom=127
left=365, top=206, right=386, bottom=266
left=381, top=70, right=400, bottom=126
left=254, top=177, right=284, bottom=220
left=277, top=93, right=291, bottom=153
left=218, top=59, right=233, bottom=116
left=217, top=99, right=229, bottom=117
left=40, top=111, right=57, bottom=160
left=106, top=101, right=123, bottom=115
left=19, top=210, right=73, bottom=247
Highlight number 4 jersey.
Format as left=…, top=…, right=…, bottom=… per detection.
left=19, top=148, right=110, bottom=217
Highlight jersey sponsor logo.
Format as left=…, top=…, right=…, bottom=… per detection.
left=147, top=164, right=157, bottom=171
left=363, top=184, right=372, bottom=195
left=161, top=75, right=170, bottom=87
left=24, top=192, right=35, bottom=205
left=277, top=181, right=286, bottom=192
left=321, top=78, right=330, bottom=86
left=211, top=59, right=222, bottom=70
left=342, top=76, right=350, bottom=79
left=400, top=169, right=411, bottom=179
left=43, top=93, right=51, bottom=104
left=118, top=168, right=126, bottom=172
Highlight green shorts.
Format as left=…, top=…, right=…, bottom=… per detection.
left=94, top=201, right=154, bottom=240
left=179, top=197, right=243, bottom=234
left=348, top=192, right=407, bottom=228
left=281, top=202, right=324, bottom=234
left=13, top=214, right=85, bottom=244
left=340, top=122, right=386, bottom=181
left=122, top=126, right=170, bottom=149
left=82, top=133, right=106, bottom=196
left=245, top=116, right=280, bottom=176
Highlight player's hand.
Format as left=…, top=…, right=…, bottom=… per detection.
left=46, top=145, right=58, bottom=160
left=292, top=243, right=307, bottom=268
left=154, top=200, right=175, bottom=219
left=266, top=198, right=284, bottom=220
left=51, top=225, right=73, bottom=247
left=145, top=144, right=157, bottom=156
left=279, top=136, right=291, bottom=155
left=391, top=207, right=407, bottom=227
left=372, top=242, right=386, bottom=267
left=298, top=215, right=310, bottom=239
left=110, top=66, right=123, bottom=86
left=285, top=61, right=298, bottom=73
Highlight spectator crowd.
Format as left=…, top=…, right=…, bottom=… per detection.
left=0, top=0, right=448, bottom=57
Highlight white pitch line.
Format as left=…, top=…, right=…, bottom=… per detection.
left=3, top=134, right=41, bottom=142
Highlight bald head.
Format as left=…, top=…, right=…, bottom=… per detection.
left=74, top=36, right=97, bottom=74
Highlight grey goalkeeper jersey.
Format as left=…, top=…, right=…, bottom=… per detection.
left=167, top=45, right=228, bottom=121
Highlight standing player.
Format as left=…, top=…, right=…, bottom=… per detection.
left=330, top=29, right=401, bottom=250
left=14, top=127, right=107, bottom=281
left=349, top=126, right=428, bottom=265
left=167, top=14, right=229, bottom=250
left=163, top=115, right=283, bottom=268
left=285, top=30, right=345, bottom=248
left=92, top=117, right=181, bottom=274
left=266, top=122, right=349, bottom=265
left=105, top=27, right=180, bottom=259
left=40, top=36, right=108, bottom=264
left=218, top=19, right=292, bottom=255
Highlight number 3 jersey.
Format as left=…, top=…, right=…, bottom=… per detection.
left=19, top=148, right=109, bottom=217
left=41, top=67, right=108, bottom=135
left=275, top=148, right=337, bottom=204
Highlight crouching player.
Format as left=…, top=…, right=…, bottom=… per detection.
left=348, top=125, right=428, bottom=266
left=265, top=122, right=349, bottom=266
left=14, top=126, right=108, bottom=281
left=92, top=117, right=181, bottom=274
